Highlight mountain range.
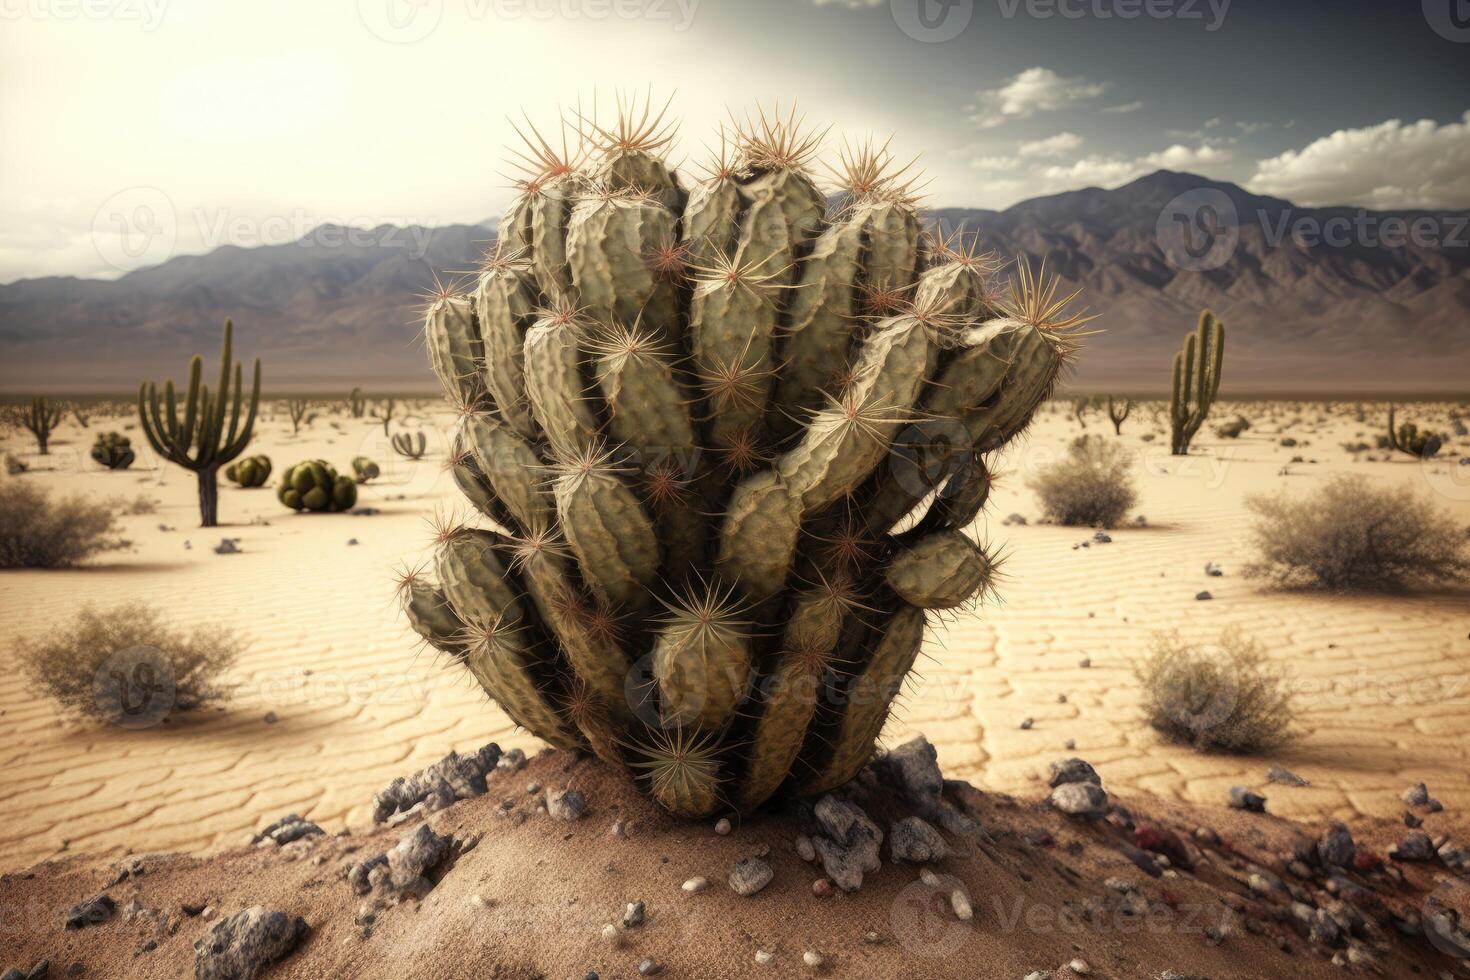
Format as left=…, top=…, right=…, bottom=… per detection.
left=2, top=171, right=1466, bottom=393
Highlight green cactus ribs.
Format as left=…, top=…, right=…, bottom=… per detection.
left=1169, top=310, right=1224, bottom=456
left=277, top=460, right=358, bottom=513
left=226, top=455, right=272, bottom=487
left=402, top=96, right=1091, bottom=817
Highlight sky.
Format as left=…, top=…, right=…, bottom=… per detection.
left=1, top=0, right=1467, bottom=282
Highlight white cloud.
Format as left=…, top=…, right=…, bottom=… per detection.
left=1101, top=101, right=1143, bottom=115
left=1247, top=112, right=1470, bottom=209
left=1018, top=132, right=1083, bottom=158
left=969, top=67, right=1110, bottom=129
left=969, top=142, right=1230, bottom=201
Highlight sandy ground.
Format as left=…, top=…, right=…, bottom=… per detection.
left=1, top=399, right=1468, bottom=873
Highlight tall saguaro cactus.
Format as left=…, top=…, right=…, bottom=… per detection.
left=402, top=100, right=1090, bottom=817
left=1169, top=310, right=1224, bottom=455
left=8, top=397, right=64, bottom=454
left=137, top=319, right=261, bottom=527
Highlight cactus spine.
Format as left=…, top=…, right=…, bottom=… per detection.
left=137, top=319, right=261, bottom=527
left=404, top=102, right=1088, bottom=817
left=1107, top=395, right=1132, bottom=435
left=8, top=397, right=64, bottom=454
left=1169, top=310, right=1224, bottom=455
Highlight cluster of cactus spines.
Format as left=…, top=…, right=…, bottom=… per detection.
left=8, top=397, right=64, bottom=454
left=288, top=399, right=314, bottom=434
left=348, top=388, right=368, bottom=419
left=1384, top=405, right=1442, bottom=459
left=277, top=460, right=358, bottom=512
left=1169, top=310, right=1224, bottom=456
left=90, top=432, right=135, bottom=470
left=404, top=99, right=1087, bottom=817
left=225, top=454, right=272, bottom=487
left=352, top=455, right=381, bottom=483
left=1107, top=395, right=1132, bottom=435
left=391, top=430, right=428, bottom=460
left=137, top=319, right=261, bottom=527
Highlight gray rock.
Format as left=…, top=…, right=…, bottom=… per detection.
left=497, top=748, right=527, bottom=771
left=546, top=788, right=586, bottom=822
left=728, top=857, right=774, bottom=897
left=812, top=796, right=883, bottom=892
left=386, top=823, right=450, bottom=891
left=193, top=906, right=308, bottom=980
left=1266, top=767, right=1308, bottom=787
left=876, top=736, right=944, bottom=816
left=1309, top=908, right=1343, bottom=947
left=1047, top=758, right=1100, bottom=788
left=1390, top=831, right=1436, bottom=862
left=1092, top=531, right=1112, bottom=543
left=1317, top=822, right=1355, bottom=868
left=1049, top=781, right=1108, bottom=818
left=64, top=895, right=115, bottom=930
left=1194, top=591, right=1213, bottom=601
left=622, top=900, right=645, bottom=928
left=370, top=743, right=500, bottom=823
left=251, top=814, right=325, bottom=847
left=1401, top=782, right=1439, bottom=808
left=888, top=816, right=950, bottom=863
left=1228, top=787, right=1266, bottom=813
left=347, top=854, right=387, bottom=895
left=1204, top=561, right=1223, bottom=577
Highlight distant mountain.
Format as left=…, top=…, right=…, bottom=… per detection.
left=2, top=172, right=1467, bottom=392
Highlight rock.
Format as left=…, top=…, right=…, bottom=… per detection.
left=794, top=835, right=816, bottom=862
left=1266, top=767, right=1309, bottom=787
left=714, top=817, right=732, bottom=836
left=386, top=823, right=450, bottom=891
left=193, top=906, right=308, bottom=980
left=1019, top=717, right=1034, bottom=730
left=681, top=877, right=708, bottom=894
left=950, top=888, right=973, bottom=921
left=1401, top=782, right=1439, bottom=808
left=1317, top=822, right=1355, bottom=868
left=1194, top=591, right=1213, bottom=600
left=875, top=736, right=944, bottom=816
left=1068, top=960, right=1091, bottom=975
left=1092, top=531, right=1111, bottom=543
left=1228, top=787, right=1266, bottom=813
left=888, top=816, right=950, bottom=863
left=1119, top=843, right=1163, bottom=878
left=622, top=901, right=645, bottom=928
left=1023, top=973, right=1052, bottom=980
left=1204, top=561, right=1223, bottom=576
left=802, top=951, right=823, bottom=969
left=546, top=788, right=586, bottom=821
left=1133, top=822, right=1193, bottom=870
left=1389, top=831, right=1436, bottom=862
left=1309, top=908, right=1343, bottom=947
left=728, top=857, right=774, bottom=897
left=251, top=814, right=325, bottom=847
left=637, top=959, right=662, bottom=976
left=64, top=895, right=115, bottom=930
left=213, top=538, right=242, bottom=555
left=811, top=796, right=883, bottom=892
left=754, top=949, right=774, bottom=965
left=1049, top=781, right=1108, bottom=818
left=496, top=747, right=526, bottom=771
left=1047, top=758, right=1100, bottom=788
left=1078, top=657, right=1091, bottom=668
left=1003, top=513, right=1027, bottom=526
left=811, top=877, right=834, bottom=897
left=370, top=742, right=500, bottom=823
left=262, top=711, right=279, bottom=724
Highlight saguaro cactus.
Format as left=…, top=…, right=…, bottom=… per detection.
left=137, top=319, right=261, bottom=527
left=1169, top=310, right=1224, bottom=455
left=348, top=388, right=368, bottom=419
left=8, top=397, right=64, bottom=454
left=1384, top=405, right=1442, bottom=459
left=1107, top=395, right=1132, bottom=435
left=402, top=101, right=1089, bottom=817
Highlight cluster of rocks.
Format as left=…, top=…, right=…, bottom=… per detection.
left=193, top=906, right=308, bottom=980
left=369, top=742, right=502, bottom=824
left=250, top=813, right=324, bottom=847
left=346, top=823, right=453, bottom=899
left=0, top=962, right=48, bottom=980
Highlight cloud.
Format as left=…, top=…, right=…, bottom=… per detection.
left=1247, top=112, right=1470, bottom=209
left=1101, top=101, right=1142, bottom=115
left=1018, top=132, right=1083, bottom=158
left=969, top=67, right=1110, bottom=129
left=969, top=142, right=1230, bottom=203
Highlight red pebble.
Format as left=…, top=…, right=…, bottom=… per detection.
left=1352, top=850, right=1383, bottom=873
left=1134, top=822, right=1194, bottom=871
left=812, top=878, right=834, bottom=897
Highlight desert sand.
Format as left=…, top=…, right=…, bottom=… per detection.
left=2, top=399, right=1468, bottom=877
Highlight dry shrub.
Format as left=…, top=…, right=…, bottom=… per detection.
left=20, top=602, right=242, bottom=723
left=0, top=480, right=128, bottom=568
left=1027, top=434, right=1138, bottom=528
left=1135, top=628, right=1295, bottom=753
left=1245, top=475, right=1470, bottom=590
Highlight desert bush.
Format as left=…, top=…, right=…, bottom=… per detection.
left=106, top=494, right=158, bottom=516
left=1245, top=475, right=1470, bottom=590
left=1279, top=437, right=1298, bottom=447
left=1214, top=415, right=1250, bottom=439
left=1135, top=627, right=1295, bottom=753
left=0, top=481, right=127, bottom=568
left=1028, top=435, right=1138, bottom=528
left=19, top=602, right=242, bottom=723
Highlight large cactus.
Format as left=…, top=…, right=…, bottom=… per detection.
left=1169, top=310, right=1224, bottom=455
left=1383, top=405, right=1442, bottom=459
left=403, top=102, right=1089, bottom=817
left=137, top=319, right=261, bottom=527
left=7, top=397, right=64, bottom=454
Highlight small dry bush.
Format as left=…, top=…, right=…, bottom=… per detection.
left=1245, top=475, right=1470, bottom=590
left=106, top=493, right=158, bottom=516
left=0, top=481, right=127, bottom=568
left=1135, top=627, right=1295, bottom=753
left=20, top=602, right=242, bottom=723
left=1027, top=434, right=1138, bottom=528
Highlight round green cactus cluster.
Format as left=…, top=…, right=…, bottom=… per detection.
left=90, top=432, right=136, bottom=470
left=403, top=99, right=1089, bottom=817
left=278, top=460, right=357, bottom=512
left=226, top=454, right=272, bottom=487
left=352, top=456, right=381, bottom=483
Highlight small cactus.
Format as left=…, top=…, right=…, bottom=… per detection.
left=391, top=431, right=427, bottom=460
left=1384, top=405, right=1442, bottom=459
left=6, top=397, right=64, bottom=454
left=374, top=398, right=398, bottom=435
left=277, top=460, right=358, bottom=512
left=348, top=388, right=367, bottom=419
left=352, top=456, right=381, bottom=483
left=225, top=455, right=272, bottom=487
left=403, top=102, right=1090, bottom=817
left=1169, top=310, right=1224, bottom=455
left=90, top=432, right=135, bottom=470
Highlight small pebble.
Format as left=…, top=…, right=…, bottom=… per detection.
left=682, top=877, right=709, bottom=894
left=601, top=923, right=620, bottom=946
left=812, top=877, right=834, bottom=897
left=950, top=889, right=973, bottom=921
left=1069, top=959, right=1091, bottom=975
left=623, top=900, right=645, bottom=928
left=714, top=817, right=732, bottom=836
left=754, top=949, right=774, bottom=966
left=638, top=959, right=662, bottom=976
left=802, top=950, right=823, bottom=969
left=795, top=835, right=816, bottom=862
